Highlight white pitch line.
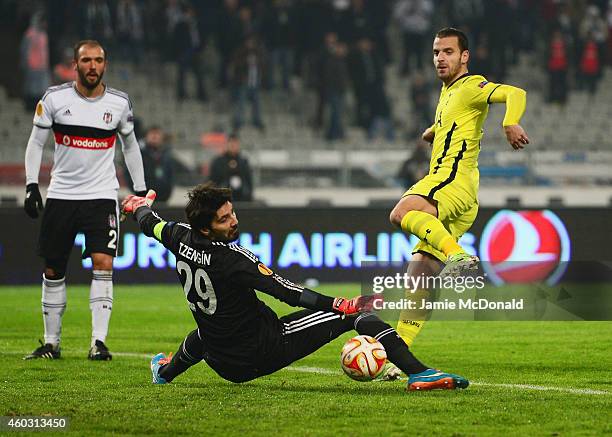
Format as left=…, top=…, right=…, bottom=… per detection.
left=283, top=366, right=336, bottom=375
left=112, top=352, right=151, bottom=358
left=13, top=351, right=611, bottom=396
left=280, top=366, right=611, bottom=395
left=470, top=382, right=610, bottom=396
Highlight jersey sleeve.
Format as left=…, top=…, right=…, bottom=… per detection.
left=135, top=206, right=183, bottom=254
left=464, top=76, right=501, bottom=109
left=33, top=96, right=53, bottom=128
left=25, top=125, right=51, bottom=185
left=120, top=130, right=146, bottom=192
left=117, top=98, right=135, bottom=136
left=227, top=246, right=335, bottom=311
left=487, top=84, right=527, bottom=126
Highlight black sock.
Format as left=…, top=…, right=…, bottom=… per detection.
left=159, top=329, right=205, bottom=382
left=353, top=313, right=428, bottom=375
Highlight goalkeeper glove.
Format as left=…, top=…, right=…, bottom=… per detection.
left=121, top=189, right=157, bottom=218
left=24, top=183, right=44, bottom=218
left=332, top=294, right=382, bottom=316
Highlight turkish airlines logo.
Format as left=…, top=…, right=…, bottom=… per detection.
left=479, top=210, right=571, bottom=285
left=55, top=132, right=115, bottom=150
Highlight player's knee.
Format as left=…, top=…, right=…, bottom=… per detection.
left=393, top=195, right=438, bottom=222
left=44, top=268, right=64, bottom=280
left=389, top=209, right=398, bottom=227
left=389, top=206, right=407, bottom=228
left=44, top=262, right=66, bottom=280
left=93, top=260, right=113, bottom=271
left=91, top=253, right=113, bottom=271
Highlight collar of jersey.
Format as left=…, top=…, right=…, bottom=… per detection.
left=444, top=72, right=472, bottom=91
left=72, top=82, right=107, bottom=102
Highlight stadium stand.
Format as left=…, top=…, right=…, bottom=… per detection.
left=3, top=52, right=612, bottom=190
left=2, top=0, right=612, bottom=199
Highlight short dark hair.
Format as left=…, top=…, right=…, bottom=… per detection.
left=73, top=39, right=106, bottom=61
left=185, top=183, right=233, bottom=232
left=435, top=27, right=469, bottom=52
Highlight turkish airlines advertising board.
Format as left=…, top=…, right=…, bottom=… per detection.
left=0, top=207, right=609, bottom=284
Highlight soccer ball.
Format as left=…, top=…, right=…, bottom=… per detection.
left=340, top=335, right=387, bottom=381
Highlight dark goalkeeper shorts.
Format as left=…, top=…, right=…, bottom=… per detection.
left=203, top=309, right=355, bottom=383
left=38, top=198, right=119, bottom=264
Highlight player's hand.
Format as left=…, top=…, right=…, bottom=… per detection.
left=121, top=190, right=156, bottom=217
left=422, top=127, right=435, bottom=143
left=332, top=294, right=382, bottom=316
left=504, top=124, right=529, bottom=150
left=24, top=183, right=44, bottom=218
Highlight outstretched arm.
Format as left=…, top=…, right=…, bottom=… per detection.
left=489, top=84, right=530, bottom=150
left=231, top=255, right=375, bottom=316
left=124, top=193, right=184, bottom=255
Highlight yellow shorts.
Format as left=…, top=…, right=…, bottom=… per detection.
left=402, top=167, right=479, bottom=262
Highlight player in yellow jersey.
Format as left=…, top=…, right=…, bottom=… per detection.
left=387, top=27, right=530, bottom=353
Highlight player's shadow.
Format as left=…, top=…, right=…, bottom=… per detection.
left=174, top=381, right=470, bottom=396
left=255, top=383, right=406, bottom=396
left=176, top=381, right=401, bottom=395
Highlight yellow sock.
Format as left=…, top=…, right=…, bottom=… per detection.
left=396, top=318, right=425, bottom=347
left=400, top=210, right=464, bottom=257
left=396, top=287, right=430, bottom=346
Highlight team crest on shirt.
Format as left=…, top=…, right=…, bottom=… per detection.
left=108, top=213, right=117, bottom=229
left=103, top=110, right=113, bottom=124
left=478, top=80, right=489, bottom=88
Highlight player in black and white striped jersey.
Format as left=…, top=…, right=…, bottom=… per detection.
left=121, top=184, right=469, bottom=390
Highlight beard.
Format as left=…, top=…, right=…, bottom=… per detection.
left=78, top=68, right=104, bottom=90
left=437, top=61, right=462, bottom=82
left=209, top=227, right=240, bottom=243
left=225, top=228, right=240, bottom=242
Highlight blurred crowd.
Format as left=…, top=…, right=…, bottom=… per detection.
left=545, top=2, right=612, bottom=103
left=9, top=0, right=612, bottom=141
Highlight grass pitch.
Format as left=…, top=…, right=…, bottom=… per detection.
left=1, top=284, right=610, bottom=436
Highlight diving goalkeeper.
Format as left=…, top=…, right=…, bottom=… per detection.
left=121, top=185, right=469, bottom=390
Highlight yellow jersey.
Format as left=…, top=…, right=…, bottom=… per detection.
left=430, top=73, right=501, bottom=176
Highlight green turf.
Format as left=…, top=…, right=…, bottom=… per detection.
left=1, top=284, right=610, bottom=436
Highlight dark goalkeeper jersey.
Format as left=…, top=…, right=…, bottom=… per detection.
left=135, top=207, right=336, bottom=365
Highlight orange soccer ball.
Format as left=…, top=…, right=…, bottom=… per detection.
left=340, top=335, right=387, bottom=381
